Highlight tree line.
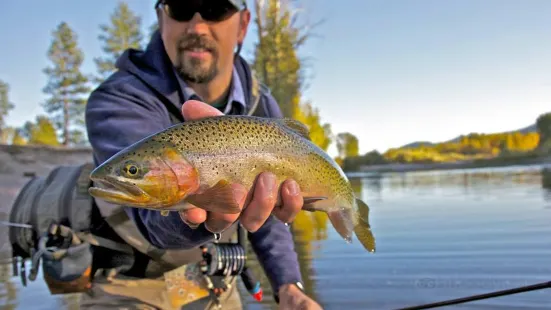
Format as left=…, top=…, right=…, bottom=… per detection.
left=0, top=1, right=351, bottom=154
left=340, top=115, right=551, bottom=171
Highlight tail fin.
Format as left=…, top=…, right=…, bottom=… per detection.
left=354, top=198, right=376, bottom=253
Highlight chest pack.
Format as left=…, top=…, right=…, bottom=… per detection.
left=8, top=66, right=275, bottom=295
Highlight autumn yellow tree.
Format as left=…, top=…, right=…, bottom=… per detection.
left=11, top=129, right=27, bottom=145
left=21, top=115, right=60, bottom=146
left=251, top=0, right=332, bottom=150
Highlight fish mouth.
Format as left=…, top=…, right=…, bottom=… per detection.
left=89, top=175, right=158, bottom=207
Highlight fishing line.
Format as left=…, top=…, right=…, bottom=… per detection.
left=396, top=281, right=551, bottom=310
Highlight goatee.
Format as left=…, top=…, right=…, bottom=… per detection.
left=175, top=34, right=219, bottom=84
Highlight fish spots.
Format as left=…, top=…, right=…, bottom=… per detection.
left=123, top=115, right=352, bottom=202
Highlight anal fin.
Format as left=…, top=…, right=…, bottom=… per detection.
left=185, top=179, right=241, bottom=214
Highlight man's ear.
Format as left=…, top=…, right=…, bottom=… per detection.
left=237, top=9, right=251, bottom=44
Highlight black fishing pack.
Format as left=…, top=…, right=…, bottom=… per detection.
left=8, top=162, right=103, bottom=293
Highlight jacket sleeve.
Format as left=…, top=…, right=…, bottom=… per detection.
left=85, top=83, right=214, bottom=249
left=247, top=94, right=304, bottom=292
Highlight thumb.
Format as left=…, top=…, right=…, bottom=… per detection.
left=182, top=99, right=224, bottom=121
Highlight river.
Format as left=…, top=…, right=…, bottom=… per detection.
left=1, top=165, right=550, bottom=309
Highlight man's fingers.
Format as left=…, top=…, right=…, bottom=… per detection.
left=179, top=207, right=207, bottom=229
left=204, top=184, right=247, bottom=233
left=240, top=172, right=279, bottom=232
left=182, top=99, right=223, bottom=120
left=272, top=179, right=303, bottom=224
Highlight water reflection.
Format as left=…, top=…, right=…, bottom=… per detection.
left=359, top=165, right=546, bottom=202
left=2, top=165, right=551, bottom=309
left=241, top=210, right=329, bottom=309
left=0, top=263, right=17, bottom=310
left=0, top=211, right=17, bottom=310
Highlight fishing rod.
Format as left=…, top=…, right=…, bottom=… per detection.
left=0, top=221, right=32, bottom=229
left=396, top=281, right=551, bottom=310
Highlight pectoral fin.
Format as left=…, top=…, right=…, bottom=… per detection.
left=302, top=196, right=328, bottom=211
left=185, top=179, right=241, bottom=214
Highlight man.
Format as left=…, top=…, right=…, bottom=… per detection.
left=84, top=0, right=322, bottom=309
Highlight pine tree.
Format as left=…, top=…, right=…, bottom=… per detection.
left=251, top=0, right=332, bottom=150
left=95, top=1, right=144, bottom=83
left=0, top=80, right=15, bottom=139
left=42, top=22, right=90, bottom=146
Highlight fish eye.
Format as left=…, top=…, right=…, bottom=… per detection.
left=122, top=162, right=140, bottom=176
left=128, top=165, right=138, bottom=175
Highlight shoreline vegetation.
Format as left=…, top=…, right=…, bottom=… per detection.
left=340, top=112, right=551, bottom=175
left=350, top=153, right=551, bottom=175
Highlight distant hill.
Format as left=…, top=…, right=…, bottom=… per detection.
left=397, top=123, right=538, bottom=150
left=515, top=124, right=537, bottom=134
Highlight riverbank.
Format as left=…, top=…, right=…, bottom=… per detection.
left=353, top=152, right=551, bottom=174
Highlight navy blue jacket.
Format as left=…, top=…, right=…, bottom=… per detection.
left=85, top=31, right=302, bottom=291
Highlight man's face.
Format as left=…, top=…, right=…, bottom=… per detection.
left=157, top=0, right=250, bottom=84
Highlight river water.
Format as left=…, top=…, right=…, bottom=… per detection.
left=1, top=165, right=550, bottom=309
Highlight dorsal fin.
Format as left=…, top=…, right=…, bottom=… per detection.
left=279, top=118, right=311, bottom=140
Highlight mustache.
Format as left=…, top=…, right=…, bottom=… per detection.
left=178, top=34, right=217, bottom=52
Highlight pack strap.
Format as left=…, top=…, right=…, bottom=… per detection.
left=76, top=232, right=134, bottom=255
left=95, top=201, right=180, bottom=269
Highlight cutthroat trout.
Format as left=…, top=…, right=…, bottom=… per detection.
left=88, top=115, right=376, bottom=252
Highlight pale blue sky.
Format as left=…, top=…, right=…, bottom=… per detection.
left=1, top=0, right=550, bottom=155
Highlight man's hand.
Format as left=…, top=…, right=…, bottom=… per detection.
left=278, top=284, right=323, bottom=310
left=178, top=100, right=304, bottom=233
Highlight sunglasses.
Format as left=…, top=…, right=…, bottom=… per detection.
left=156, top=0, right=244, bottom=23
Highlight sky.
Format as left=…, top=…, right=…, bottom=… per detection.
left=1, top=0, right=550, bottom=156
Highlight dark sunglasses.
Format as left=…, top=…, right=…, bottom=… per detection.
left=156, top=0, right=243, bottom=23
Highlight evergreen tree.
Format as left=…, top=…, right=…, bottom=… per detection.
left=42, top=22, right=90, bottom=146
left=95, top=1, right=144, bottom=83
left=252, top=0, right=332, bottom=150
left=0, top=80, right=15, bottom=139
left=536, top=112, right=551, bottom=152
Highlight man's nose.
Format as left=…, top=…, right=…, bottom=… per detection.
left=186, top=12, right=209, bottom=35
